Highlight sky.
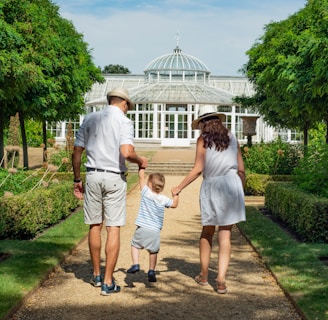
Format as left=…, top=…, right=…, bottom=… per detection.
left=52, top=0, right=307, bottom=76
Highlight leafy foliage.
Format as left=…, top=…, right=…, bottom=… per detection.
left=265, top=182, right=328, bottom=243
left=238, top=0, right=328, bottom=145
left=0, top=0, right=104, bottom=166
left=293, top=143, right=328, bottom=197
left=241, top=139, right=303, bottom=175
left=0, top=181, right=79, bottom=240
left=24, top=119, right=55, bottom=147
left=102, top=64, right=131, bottom=74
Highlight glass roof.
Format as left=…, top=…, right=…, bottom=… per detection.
left=144, top=46, right=210, bottom=77
left=84, top=47, right=254, bottom=107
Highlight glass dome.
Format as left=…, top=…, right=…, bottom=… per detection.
left=144, top=46, right=210, bottom=83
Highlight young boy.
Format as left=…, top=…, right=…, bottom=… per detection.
left=127, top=168, right=179, bottom=282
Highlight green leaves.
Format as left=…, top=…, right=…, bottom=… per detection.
left=239, top=0, right=328, bottom=144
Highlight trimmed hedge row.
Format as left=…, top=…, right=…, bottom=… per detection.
left=265, top=182, right=328, bottom=243
left=245, top=173, right=293, bottom=195
left=0, top=181, right=79, bottom=240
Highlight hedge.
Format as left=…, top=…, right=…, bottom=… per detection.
left=0, top=181, right=79, bottom=240
left=245, top=173, right=293, bottom=196
left=265, top=182, right=328, bottom=243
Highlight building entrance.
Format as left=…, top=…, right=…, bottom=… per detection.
left=161, top=105, right=190, bottom=147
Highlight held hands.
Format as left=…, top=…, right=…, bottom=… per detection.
left=138, top=156, right=148, bottom=169
left=171, top=186, right=181, bottom=197
left=73, top=181, right=84, bottom=200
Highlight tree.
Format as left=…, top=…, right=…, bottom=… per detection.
left=0, top=0, right=104, bottom=168
left=237, top=0, right=328, bottom=145
left=102, top=64, right=131, bottom=74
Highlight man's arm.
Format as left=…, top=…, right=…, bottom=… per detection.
left=72, top=146, right=85, bottom=200
left=120, top=144, right=148, bottom=169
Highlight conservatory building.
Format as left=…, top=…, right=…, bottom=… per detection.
left=50, top=45, right=300, bottom=147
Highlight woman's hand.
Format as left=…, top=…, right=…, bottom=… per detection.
left=171, top=186, right=181, bottom=196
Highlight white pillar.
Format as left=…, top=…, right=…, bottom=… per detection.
left=231, top=105, right=236, bottom=135
left=153, top=104, right=158, bottom=139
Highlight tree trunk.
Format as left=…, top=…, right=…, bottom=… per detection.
left=0, top=106, right=4, bottom=168
left=326, top=118, right=328, bottom=144
left=303, top=121, right=309, bottom=146
left=42, top=119, right=47, bottom=163
left=19, top=110, right=29, bottom=169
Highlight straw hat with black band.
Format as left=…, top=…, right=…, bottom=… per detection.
left=192, top=105, right=226, bottom=130
left=107, top=87, right=135, bottom=110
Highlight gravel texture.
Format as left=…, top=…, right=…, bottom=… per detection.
left=10, top=174, right=303, bottom=320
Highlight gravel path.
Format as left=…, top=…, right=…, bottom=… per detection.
left=10, top=176, right=302, bottom=320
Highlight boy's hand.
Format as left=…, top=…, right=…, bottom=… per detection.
left=171, top=186, right=180, bottom=196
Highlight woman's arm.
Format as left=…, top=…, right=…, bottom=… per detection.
left=236, top=142, right=246, bottom=188
left=171, top=137, right=206, bottom=195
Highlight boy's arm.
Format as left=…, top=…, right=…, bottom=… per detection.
left=170, top=194, right=179, bottom=208
left=139, top=168, right=147, bottom=190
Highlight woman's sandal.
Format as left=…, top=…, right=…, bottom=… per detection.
left=195, top=274, right=208, bottom=286
left=216, top=281, right=228, bottom=294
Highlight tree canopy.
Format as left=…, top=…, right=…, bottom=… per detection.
left=236, top=0, right=328, bottom=144
left=102, top=64, right=131, bottom=74
left=0, top=0, right=104, bottom=167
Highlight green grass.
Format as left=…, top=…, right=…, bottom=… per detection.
left=1, top=177, right=327, bottom=319
left=239, top=207, right=328, bottom=320
left=0, top=174, right=139, bottom=319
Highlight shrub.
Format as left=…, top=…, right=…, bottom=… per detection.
left=0, top=181, right=79, bottom=240
left=0, top=169, right=41, bottom=196
left=245, top=173, right=293, bottom=195
left=293, top=143, right=328, bottom=198
left=242, top=139, right=303, bottom=175
left=265, top=182, right=328, bottom=243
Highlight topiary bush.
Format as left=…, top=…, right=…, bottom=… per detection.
left=0, top=181, right=79, bottom=240
left=265, top=182, right=328, bottom=243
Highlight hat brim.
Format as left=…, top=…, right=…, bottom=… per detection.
left=191, top=113, right=226, bottom=130
left=126, top=100, right=134, bottom=110
left=108, top=90, right=135, bottom=110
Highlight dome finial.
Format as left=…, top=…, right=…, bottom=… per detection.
left=174, top=29, right=181, bottom=53
left=176, top=29, right=180, bottom=47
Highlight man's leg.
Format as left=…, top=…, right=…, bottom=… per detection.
left=88, top=223, right=102, bottom=277
left=103, top=226, right=120, bottom=285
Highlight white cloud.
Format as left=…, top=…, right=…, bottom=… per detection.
left=56, top=0, right=306, bottom=75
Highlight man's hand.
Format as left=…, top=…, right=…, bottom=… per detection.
left=73, top=181, right=84, bottom=200
left=138, top=156, right=148, bottom=169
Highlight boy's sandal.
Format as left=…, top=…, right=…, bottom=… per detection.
left=195, top=274, right=208, bottom=286
left=216, top=281, right=227, bottom=294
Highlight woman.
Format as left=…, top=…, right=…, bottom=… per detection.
left=171, top=105, right=246, bottom=294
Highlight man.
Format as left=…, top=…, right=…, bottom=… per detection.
left=72, top=87, right=148, bottom=296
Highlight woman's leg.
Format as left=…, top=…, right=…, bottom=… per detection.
left=198, top=226, right=215, bottom=280
left=217, top=225, right=233, bottom=284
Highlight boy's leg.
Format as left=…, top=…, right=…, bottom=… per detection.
left=131, top=245, right=140, bottom=265
left=148, top=253, right=157, bottom=282
left=149, top=252, right=157, bottom=270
